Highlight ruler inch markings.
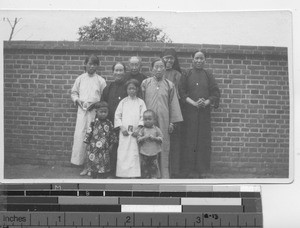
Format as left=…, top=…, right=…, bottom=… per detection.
left=0, top=212, right=262, bottom=227
left=1, top=184, right=262, bottom=228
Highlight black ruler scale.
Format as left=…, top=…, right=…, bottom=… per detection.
left=0, top=184, right=263, bottom=227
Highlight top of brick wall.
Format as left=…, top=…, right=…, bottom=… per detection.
left=4, top=41, right=288, bottom=56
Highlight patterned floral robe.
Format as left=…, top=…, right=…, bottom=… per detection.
left=84, top=118, right=117, bottom=174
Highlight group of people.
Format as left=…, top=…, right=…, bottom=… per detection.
left=70, top=48, right=220, bottom=179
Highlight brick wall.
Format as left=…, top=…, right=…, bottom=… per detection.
left=3, top=41, right=289, bottom=178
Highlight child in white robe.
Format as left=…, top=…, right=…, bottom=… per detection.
left=114, top=79, right=146, bottom=178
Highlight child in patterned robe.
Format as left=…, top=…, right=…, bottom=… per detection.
left=84, top=101, right=118, bottom=178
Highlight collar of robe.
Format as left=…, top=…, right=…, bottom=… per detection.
left=154, top=75, right=164, bottom=82
left=193, top=67, right=205, bottom=72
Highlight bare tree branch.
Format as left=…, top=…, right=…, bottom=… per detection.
left=7, top=17, right=22, bottom=41
left=13, top=26, right=24, bottom=38
left=7, top=18, right=13, bottom=28
left=25, top=33, right=33, bottom=40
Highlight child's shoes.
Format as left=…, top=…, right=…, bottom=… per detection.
left=80, top=169, right=88, bottom=176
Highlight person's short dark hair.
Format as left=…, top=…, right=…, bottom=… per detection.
left=191, top=50, right=207, bottom=59
left=112, top=62, right=126, bottom=72
left=84, top=54, right=100, bottom=71
left=143, top=109, right=156, bottom=119
left=84, top=54, right=100, bottom=66
left=125, top=78, right=140, bottom=89
left=151, top=58, right=166, bottom=68
left=94, top=101, right=109, bottom=110
left=161, top=48, right=177, bottom=58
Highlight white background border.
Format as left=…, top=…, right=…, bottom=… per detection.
left=0, top=1, right=299, bottom=227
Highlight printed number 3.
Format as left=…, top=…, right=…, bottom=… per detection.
left=196, top=216, right=201, bottom=223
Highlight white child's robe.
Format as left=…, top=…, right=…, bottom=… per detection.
left=114, top=96, right=146, bottom=177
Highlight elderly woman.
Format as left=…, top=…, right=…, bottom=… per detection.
left=141, top=58, right=183, bottom=179
left=160, top=48, right=183, bottom=178
left=101, top=62, right=127, bottom=177
left=179, top=50, right=220, bottom=178
left=101, top=62, right=127, bottom=122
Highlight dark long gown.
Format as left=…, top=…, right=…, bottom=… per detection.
left=101, top=81, right=127, bottom=123
left=124, top=72, right=147, bottom=86
left=179, top=68, right=220, bottom=176
left=101, top=80, right=127, bottom=176
left=165, top=69, right=182, bottom=178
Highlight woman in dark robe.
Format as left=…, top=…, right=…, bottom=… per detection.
left=101, top=62, right=127, bottom=177
left=179, top=50, right=220, bottom=178
left=161, top=48, right=183, bottom=178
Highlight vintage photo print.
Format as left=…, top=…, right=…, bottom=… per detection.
left=0, top=10, right=293, bottom=183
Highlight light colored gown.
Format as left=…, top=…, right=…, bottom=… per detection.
left=114, top=96, right=146, bottom=178
left=141, top=76, right=183, bottom=178
left=70, top=72, right=106, bottom=165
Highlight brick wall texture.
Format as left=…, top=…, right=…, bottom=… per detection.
left=3, top=41, right=290, bottom=178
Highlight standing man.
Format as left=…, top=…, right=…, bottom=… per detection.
left=124, top=56, right=147, bottom=86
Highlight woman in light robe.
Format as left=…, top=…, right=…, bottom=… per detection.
left=71, top=55, right=107, bottom=175
left=141, top=59, right=183, bottom=179
left=114, top=79, right=146, bottom=178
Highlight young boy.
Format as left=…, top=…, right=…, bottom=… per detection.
left=83, top=101, right=118, bottom=179
left=137, top=110, right=163, bottom=179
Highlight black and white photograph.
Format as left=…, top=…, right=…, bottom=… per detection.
left=0, top=10, right=293, bottom=183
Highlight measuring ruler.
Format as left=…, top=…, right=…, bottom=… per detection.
left=0, top=184, right=263, bottom=227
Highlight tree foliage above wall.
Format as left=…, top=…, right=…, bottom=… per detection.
left=78, top=17, right=172, bottom=43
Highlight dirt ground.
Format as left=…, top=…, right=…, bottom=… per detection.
left=4, top=163, right=258, bottom=179
left=4, top=164, right=92, bottom=179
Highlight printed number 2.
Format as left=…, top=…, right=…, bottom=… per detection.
left=196, top=216, right=201, bottom=223
left=126, top=216, right=131, bottom=223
